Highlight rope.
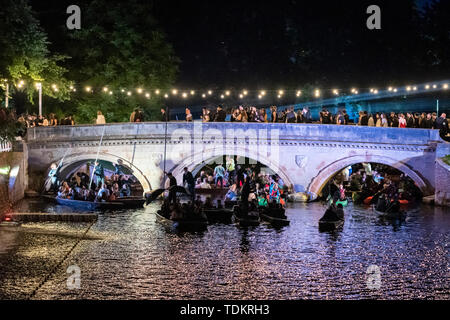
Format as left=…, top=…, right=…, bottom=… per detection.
left=26, top=218, right=97, bottom=300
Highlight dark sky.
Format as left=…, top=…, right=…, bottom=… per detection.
left=31, top=0, right=448, bottom=90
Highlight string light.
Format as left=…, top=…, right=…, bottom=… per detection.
left=16, top=81, right=449, bottom=100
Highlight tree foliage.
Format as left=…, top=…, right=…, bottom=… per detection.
left=0, top=0, right=71, bottom=105
left=63, top=0, right=179, bottom=123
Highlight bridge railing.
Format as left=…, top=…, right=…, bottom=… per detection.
left=0, top=141, right=12, bottom=153
left=25, top=121, right=444, bottom=146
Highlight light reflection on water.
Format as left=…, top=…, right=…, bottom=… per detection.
left=0, top=199, right=448, bottom=300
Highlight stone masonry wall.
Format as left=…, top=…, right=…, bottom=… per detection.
left=435, top=158, right=450, bottom=206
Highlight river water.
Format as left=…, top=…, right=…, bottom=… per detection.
left=0, top=198, right=448, bottom=300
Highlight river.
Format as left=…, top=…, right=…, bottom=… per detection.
left=0, top=198, right=448, bottom=300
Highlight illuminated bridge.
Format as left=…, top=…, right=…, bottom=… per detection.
left=22, top=122, right=450, bottom=200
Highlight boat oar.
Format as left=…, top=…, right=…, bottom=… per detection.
left=145, top=188, right=166, bottom=205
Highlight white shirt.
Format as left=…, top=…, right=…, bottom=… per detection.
left=96, top=115, right=106, bottom=124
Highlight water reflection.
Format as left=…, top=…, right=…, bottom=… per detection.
left=0, top=198, right=448, bottom=300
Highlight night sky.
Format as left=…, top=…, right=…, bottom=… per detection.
left=31, top=0, right=448, bottom=90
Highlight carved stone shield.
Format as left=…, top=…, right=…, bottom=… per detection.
left=295, top=155, right=307, bottom=168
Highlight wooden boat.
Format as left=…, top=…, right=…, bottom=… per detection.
left=113, top=196, right=146, bottom=208
left=258, top=206, right=290, bottom=226
left=232, top=205, right=260, bottom=227
left=155, top=210, right=207, bottom=230
left=376, top=209, right=406, bottom=220
left=202, top=207, right=233, bottom=223
left=53, top=197, right=124, bottom=210
left=319, top=219, right=344, bottom=231
left=45, top=195, right=145, bottom=210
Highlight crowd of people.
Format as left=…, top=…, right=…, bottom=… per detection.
left=170, top=158, right=288, bottom=207
left=2, top=104, right=449, bottom=141
left=49, top=161, right=135, bottom=202
left=328, top=163, right=421, bottom=205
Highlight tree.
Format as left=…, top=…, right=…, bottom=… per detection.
left=0, top=0, right=72, bottom=110
left=420, top=0, right=450, bottom=80
left=62, top=0, right=179, bottom=123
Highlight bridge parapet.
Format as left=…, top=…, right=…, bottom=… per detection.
left=26, top=122, right=443, bottom=146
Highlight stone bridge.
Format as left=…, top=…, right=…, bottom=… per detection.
left=24, top=122, right=449, bottom=200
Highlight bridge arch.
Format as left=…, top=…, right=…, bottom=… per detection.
left=169, top=146, right=294, bottom=189
left=307, top=154, right=428, bottom=199
left=48, top=152, right=152, bottom=193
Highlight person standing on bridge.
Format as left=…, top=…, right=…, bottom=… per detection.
left=435, top=113, right=448, bottom=141
left=96, top=111, right=106, bottom=125
left=160, top=107, right=170, bottom=122
left=214, top=105, right=227, bottom=122
left=185, top=108, right=193, bottom=122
